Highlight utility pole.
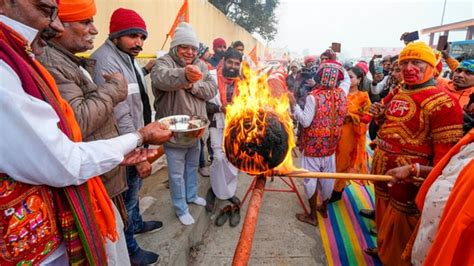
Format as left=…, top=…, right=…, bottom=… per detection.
left=440, top=0, right=447, bottom=25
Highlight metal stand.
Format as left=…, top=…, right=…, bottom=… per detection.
left=240, top=175, right=308, bottom=215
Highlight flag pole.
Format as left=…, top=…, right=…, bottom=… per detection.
left=161, top=34, right=170, bottom=50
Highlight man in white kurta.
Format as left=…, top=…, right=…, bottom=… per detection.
left=205, top=49, right=243, bottom=212
left=0, top=7, right=170, bottom=264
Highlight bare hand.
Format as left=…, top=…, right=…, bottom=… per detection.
left=288, top=92, right=296, bottom=106
left=386, top=165, right=412, bottom=187
left=441, top=49, right=450, bottom=60
left=138, top=121, right=173, bottom=145
left=374, top=73, right=384, bottom=83
left=220, top=103, right=228, bottom=113
left=185, top=65, right=203, bottom=83
left=103, top=72, right=126, bottom=84
left=136, top=161, right=152, bottom=178
left=306, top=79, right=316, bottom=87
left=144, top=60, right=156, bottom=74
left=103, top=72, right=127, bottom=102
left=121, top=148, right=159, bottom=166
left=369, top=102, right=385, bottom=119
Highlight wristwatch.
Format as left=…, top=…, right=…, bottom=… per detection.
left=135, top=131, right=144, bottom=147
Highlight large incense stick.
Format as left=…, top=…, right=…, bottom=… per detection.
left=274, top=170, right=393, bottom=182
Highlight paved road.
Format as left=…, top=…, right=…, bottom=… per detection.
left=137, top=156, right=327, bottom=265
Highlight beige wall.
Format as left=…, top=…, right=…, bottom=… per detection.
left=93, top=0, right=264, bottom=58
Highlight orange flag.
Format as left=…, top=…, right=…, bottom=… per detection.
left=249, top=45, right=258, bottom=65
left=168, top=0, right=189, bottom=38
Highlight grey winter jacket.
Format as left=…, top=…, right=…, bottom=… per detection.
left=91, top=39, right=148, bottom=134
left=151, top=54, right=217, bottom=121
left=40, top=41, right=128, bottom=198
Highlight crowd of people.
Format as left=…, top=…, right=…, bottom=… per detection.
left=285, top=35, right=474, bottom=266
left=0, top=0, right=473, bottom=265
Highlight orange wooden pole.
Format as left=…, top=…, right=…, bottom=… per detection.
left=232, top=174, right=267, bottom=266
left=275, top=170, right=393, bottom=182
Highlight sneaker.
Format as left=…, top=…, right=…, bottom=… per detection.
left=198, top=166, right=210, bottom=177
left=130, top=248, right=160, bottom=266
left=191, top=197, right=206, bottom=206
left=178, top=213, right=195, bottom=225
left=134, top=221, right=164, bottom=235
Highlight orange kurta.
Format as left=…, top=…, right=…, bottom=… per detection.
left=445, top=82, right=474, bottom=108
left=334, top=91, right=371, bottom=191
left=414, top=129, right=474, bottom=266
left=372, top=85, right=463, bottom=266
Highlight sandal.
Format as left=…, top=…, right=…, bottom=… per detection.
left=229, top=205, right=241, bottom=227
left=228, top=196, right=241, bottom=206
left=215, top=205, right=232, bottom=226
left=295, top=213, right=318, bottom=226
left=359, top=209, right=375, bottom=220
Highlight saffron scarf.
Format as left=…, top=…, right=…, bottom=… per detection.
left=217, top=66, right=239, bottom=105
left=0, top=21, right=116, bottom=264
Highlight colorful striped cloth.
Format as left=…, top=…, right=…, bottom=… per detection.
left=317, top=183, right=382, bottom=266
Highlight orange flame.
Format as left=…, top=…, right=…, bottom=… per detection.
left=224, top=64, right=298, bottom=175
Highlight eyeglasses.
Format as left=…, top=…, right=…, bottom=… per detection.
left=178, top=45, right=198, bottom=52
left=36, top=3, right=59, bottom=22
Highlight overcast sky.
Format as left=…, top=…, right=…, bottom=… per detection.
left=271, top=0, right=473, bottom=59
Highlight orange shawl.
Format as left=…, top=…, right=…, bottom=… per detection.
left=34, top=62, right=118, bottom=243
left=415, top=129, right=474, bottom=265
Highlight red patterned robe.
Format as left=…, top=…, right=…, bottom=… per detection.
left=371, top=85, right=463, bottom=266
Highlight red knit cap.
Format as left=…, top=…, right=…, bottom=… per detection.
left=109, top=8, right=147, bottom=39
left=355, top=61, right=369, bottom=75
left=304, top=55, right=315, bottom=65
left=213, top=38, right=226, bottom=51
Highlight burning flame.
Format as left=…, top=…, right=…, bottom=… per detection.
left=224, top=64, right=297, bottom=175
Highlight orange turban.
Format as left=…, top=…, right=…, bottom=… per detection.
left=58, top=0, right=96, bottom=22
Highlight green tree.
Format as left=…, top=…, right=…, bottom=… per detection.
left=209, top=0, right=279, bottom=41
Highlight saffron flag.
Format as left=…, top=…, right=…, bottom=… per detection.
left=249, top=45, right=258, bottom=65
left=168, top=0, right=189, bottom=38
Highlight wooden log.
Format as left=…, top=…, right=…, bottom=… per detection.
left=274, top=170, right=392, bottom=182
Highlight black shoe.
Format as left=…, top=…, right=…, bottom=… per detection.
left=359, top=209, right=375, bottom=220
left=229, top=205, right=241, bottom=227
left=134, top=221, right=163, bottom=235
left=329, top=191, right=343, bottom=203
left=205, top=188, right=216, bottom=213
left=369, top=227, right=377, bottom=236
left=130, top=248, right=160, bottom=266
left=228, top=196, right=241, bottom=206
left=215, top=205, right=232, bottom=226
left=364, top=247, right=379, bottom=259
